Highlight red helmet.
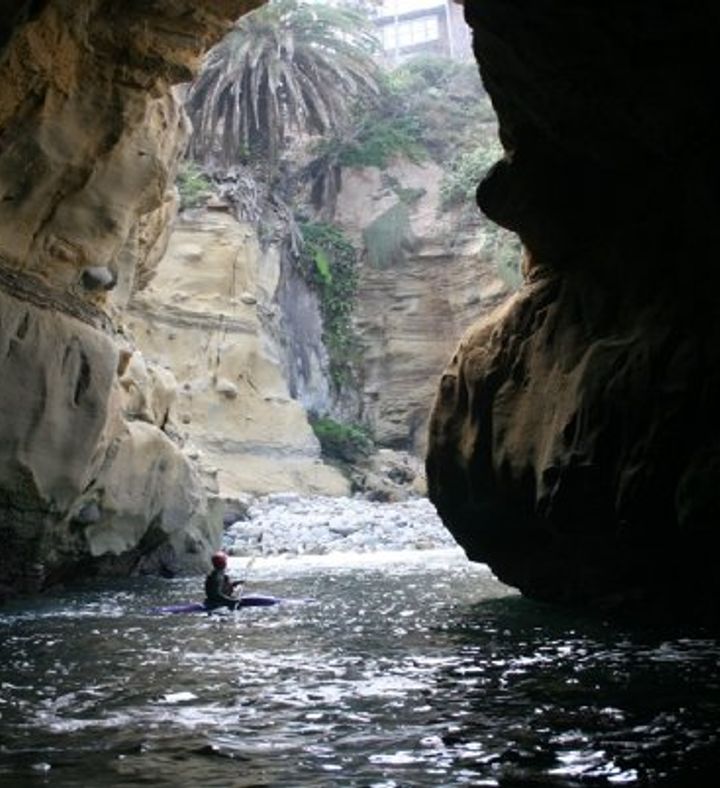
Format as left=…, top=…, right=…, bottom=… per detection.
left=211, top=551, right=228, bottom=569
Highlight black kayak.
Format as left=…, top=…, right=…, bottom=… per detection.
left=151, top=594, right=282, bottom=614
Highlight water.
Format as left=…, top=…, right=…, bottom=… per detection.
left=1, top=548, right=719, bottom=787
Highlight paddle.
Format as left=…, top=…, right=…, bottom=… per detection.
left=231, top=556, right=256, bottom=593
left=230, top=556, right=256, bottom=613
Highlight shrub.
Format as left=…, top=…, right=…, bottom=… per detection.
left=315, top=112, right=426, bottom=171
left=176, top=161, right=213, bottom=210
left=310, top=416, right=373, bottom=464
left=339, top=115, right=426, bottom=169
left=388, top=54, right=462, bottom=93
left=489, top=228, right=524, bottom=288
left=362, top=202, right=415, bottom=268
left=439, top=143, right=502, bottom=210
left=383, top=56, right=494, bottom=163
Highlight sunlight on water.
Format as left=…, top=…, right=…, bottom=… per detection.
left=1, top=549, right=719, bottom=787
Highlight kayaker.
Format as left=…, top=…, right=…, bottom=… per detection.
left=204, top=551, right=244, bottom=611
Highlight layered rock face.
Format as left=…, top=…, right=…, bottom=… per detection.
left=0, top=0, right=260, bottom=596
left=126, top=209, right=350, bottom=498
left=427, top=2, right=720, bottom=620
left=334, top=162, right=510, bottom=454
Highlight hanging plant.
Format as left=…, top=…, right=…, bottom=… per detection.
left=297, top=222, right=360, bottom=391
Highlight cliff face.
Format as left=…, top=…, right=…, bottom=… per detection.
left=123, top=164, right=508, bottom=499
left=427, top=1, right=720, bottom=620
left=0, top=0, right=261, bottom=597
left=126, top=209, right=350, bottom=498
left=335, top=161, right=511, bottom=453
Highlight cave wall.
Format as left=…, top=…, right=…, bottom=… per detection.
left=427, top=1, right=720, bottom=620
left=0, top=0, right=261, bottom=598
left=0, top=0, right=263, bottom=293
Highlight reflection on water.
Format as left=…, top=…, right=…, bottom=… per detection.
left=1, top=548, right=719, bottom=787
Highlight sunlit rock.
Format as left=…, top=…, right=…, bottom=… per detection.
left=126, top=210, right=350, bottom=498
left=118, top=349, right=177, bottom=427
left=81, top=420, right=217, bottom=572
left=0, top=0, right=262, bottom=596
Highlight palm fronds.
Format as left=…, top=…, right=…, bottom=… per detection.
left=186, top=0, right=381, bottom=167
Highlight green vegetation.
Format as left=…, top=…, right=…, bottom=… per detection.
left=439, top=143, right=502, bottom=210
left=317, top=111, right=425, bottom=170
left=393, top=185, right=426, bottom=205
left=386, top=54, right=463, bottom=92
left=176, top=161, right=213, bottom=210
left=309, top=55, right=478, bottom=176
left=362, top=202, right=414, bottom=268
left=297, top=222, right=360, bottom=389
left=490, top=230, right=524, bottom=289
left=302, top=52, right=514, bottom=276
left=309, top=416, right=373, bottom=464
left=383, top=56, right=496, bottom=163
left=186, top=0, right=380, bottom=167
left=181, top=15, right=521, bottom=413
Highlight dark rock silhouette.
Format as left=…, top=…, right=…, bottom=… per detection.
left=428, top=0, right=720, bottom=624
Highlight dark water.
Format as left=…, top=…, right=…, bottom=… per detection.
left=1, top=549, right=719, bottom=787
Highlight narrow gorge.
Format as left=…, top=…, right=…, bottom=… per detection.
left=0, top=0, right=510, bottom=599
left=2, top=3, right=720, bottom=786
left=1, top=0, right=719, bottom=629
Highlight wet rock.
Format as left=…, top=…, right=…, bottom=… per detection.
left=266, top=492, right=301, bottom=506
left=217, top=493, right=253, bottom=527
left=329, top=523, right=359, bottom=537
left=225, top=495, right=457, bottom=557
left=81, top=266, right=116, bottom=291
left=72, top=501, right=101, bottom=525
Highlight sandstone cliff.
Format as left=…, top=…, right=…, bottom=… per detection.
left=0, top=0, right=261, bottom=597
left=121, top=154, right=512, bottom=504
left=126, top=208, right=350, bottom=498
left=335, top=160, right=511, bottom=454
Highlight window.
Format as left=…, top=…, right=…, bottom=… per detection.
left=397, top=20, right=413, bottom=47
left=382, top=14, right=439, bottom=50
left=411, top=16, right=439, bottom=43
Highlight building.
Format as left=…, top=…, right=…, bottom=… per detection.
left=374, top=0, right=471, bottom=63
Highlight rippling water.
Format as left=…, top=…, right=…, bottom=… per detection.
left=1, top=548, right=719, bottom=787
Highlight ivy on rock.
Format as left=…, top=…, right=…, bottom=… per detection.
left=297, top=222, right=360, bottom=391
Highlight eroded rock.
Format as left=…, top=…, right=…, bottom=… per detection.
left=336, top=162, right=511, bottom=454
left=126, top=210, right=350, bottom=498
left=0, top=0, right=262, bottom=596
left=428, top=1, right=720, bottom=622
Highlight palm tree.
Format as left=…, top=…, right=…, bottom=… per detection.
left=186, top=0, right=380, bottom=168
